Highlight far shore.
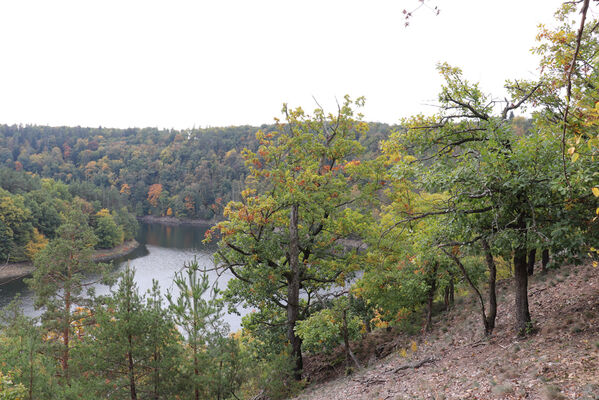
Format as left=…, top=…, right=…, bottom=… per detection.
left=138, top=215, right=219, bottom=226
left=0, top=239, right=140, bottom=284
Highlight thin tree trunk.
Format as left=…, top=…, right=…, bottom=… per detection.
left=541, top=249, right=550, bottom=273
left=482, top=239, right=497, bottom=335
left=127, top=334, right=138, bottom=400
left=28, top=341, right=33, bottom=400
left=527, top=249, right=536, bottom=276
left=444, top=273, right=455, bottom=310
left=341, top=309, right=361, bottom=372
left=287, top=203, right=303, bottom=380
left=444, top=250, right=491, bottom=335
left=153, top=349, right=159, bottom=400
left=514, top=246, right=531, bottom=335
left=62, top=284, right=71, bottom=385
left=423, top=263, right=438, bottom=332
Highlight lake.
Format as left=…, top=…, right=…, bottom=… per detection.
left=0, top=222, right=246, bottom=332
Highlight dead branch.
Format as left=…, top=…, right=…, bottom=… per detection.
left=392, top=356, right=437, bottom=373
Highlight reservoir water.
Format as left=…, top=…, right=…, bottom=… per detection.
left=0, top=222, right=245, bottom=332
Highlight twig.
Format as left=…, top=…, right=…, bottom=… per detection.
left=392, top=356, right=437, bottom=373
left=561, top=0, right=590, bottom=190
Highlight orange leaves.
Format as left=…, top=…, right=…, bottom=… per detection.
left=119, top=183, right=131, bottom=195
left=147, top=183, right=163, bottom=207
left=344, top=160, right=361, bottom=169
left=184, top=195, right=195, bottom=211
left=258, top=148, right=269, bottom=158
left=252, top=159, right=263, bottom=169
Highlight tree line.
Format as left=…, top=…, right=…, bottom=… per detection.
left=0, top=123, right=394, bottom=221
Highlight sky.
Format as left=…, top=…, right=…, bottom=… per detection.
left=0, top=0, right=567, bottom=129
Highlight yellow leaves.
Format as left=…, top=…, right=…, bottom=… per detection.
left=25, top=228, right=48, bottom=260
left=119, top=183, right=131, bottom=195
left=411, top=340, right=418, bottom=352
left=96, top=208, right=111, bottom=217
left=568, top=146, right=576, bottom=155
left=241, top=188, right=256, bottom=199
left=571, top=152, right=579, bottom=162
left=592, top=187, right=599, bottom=197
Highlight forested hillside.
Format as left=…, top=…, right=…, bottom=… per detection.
left=0, top=123, right=394, bottom=220
left=1, top=1, right=599, bottom=399
left=0, top=168, right=137, bottom=263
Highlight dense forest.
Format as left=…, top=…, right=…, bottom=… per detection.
left=0, top=168, right=137, bottom=263
left=1, top=2, right=599, bottom=399
left=0, top=123, right=393, bottom=220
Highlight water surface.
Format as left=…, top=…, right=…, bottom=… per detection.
left=0, top=222, right=245, bottom=331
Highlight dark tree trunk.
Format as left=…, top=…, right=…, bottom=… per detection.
left=287, top=204, right=303, bottom=380
left=62, top=284, right=71, bottom=385
left=423, top=263, right=438, bottom=332
left=341, top=308, right=361, bottom=372
left=443, top=273, right=454, bottom=310
left=541, top=249, right=550, bottom=273
left=363, top=317, right=371, bottom=333
left=127, top=335, right=138, bottom=400
left=482, top=239, right=497, bottom=335
left=514, top=246, right=531, bottom=335
left=193, top=345, right=199, bottom=400
left=446, top=250, right=491, bottom=335
left=527, top=249, right=536, bottom=276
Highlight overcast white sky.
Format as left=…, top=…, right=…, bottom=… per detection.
left=0, top=0, right=566, bottom=129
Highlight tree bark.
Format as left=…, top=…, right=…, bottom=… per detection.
left=62, top=259, right=72, bottom=385
left=514, top=245, right=531, bottom=335
left=482, top=239, right=497, bottom=335
left=63, top=289, right=70, bottom=385
left=527, top=249, right=536, bottom=276
left=342, top=309, right=361, bottom=372
left=443, top=274, right=454, bottom=310
left=445, top=250, right=491, bottom=335
left=287, top=204, right=303, bottom=380
left=423, top=263, right=438, bottom=332
left=128, top=334, right=138, bottom=400
left=541, top=249, right=550, bottom=273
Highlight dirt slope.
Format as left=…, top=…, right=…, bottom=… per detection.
left=295, top=263, right=599, bottom=400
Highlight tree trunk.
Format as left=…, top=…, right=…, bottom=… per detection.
left=444, top=274, right=454, bottom=310
left=527, top=249, right=536, bottom=276
left=445, top=250, right=490, bottom=336
left=287, top=204, right=303, bottom=380
left=28, top=341, right=33, bottom=400
left=541, top=249, right=549, bottom=273
left=127, top=335, right=138, bottom=400
left=423, top=263, right=438, bottom=332
left=152, top=349, right=160, bottom=400
left=62, top=288, right=71, bottom=385
left=341, top=309, right=361, bottom=372
left=514, top=246, right=531, bottom=335
left=482, top=239, right=497, bottom=335
left=193, top=344, right=199, bottom=400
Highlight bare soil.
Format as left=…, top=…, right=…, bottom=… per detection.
left=295, top=263, right=599, bottom=400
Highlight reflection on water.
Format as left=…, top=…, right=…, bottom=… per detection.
left=0, top=222, right=244, bottom=332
